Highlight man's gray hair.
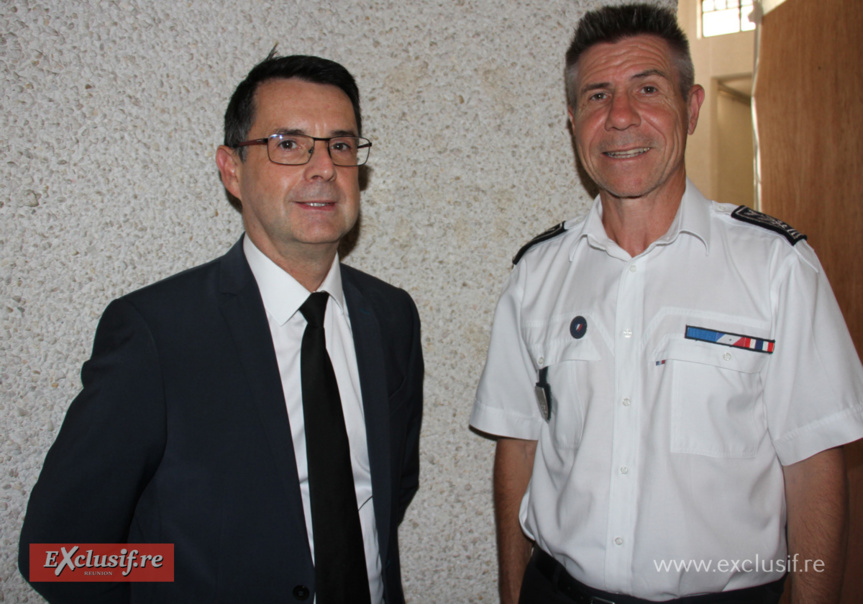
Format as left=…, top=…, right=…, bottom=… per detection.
left=565, top=3, right=695, bottom=107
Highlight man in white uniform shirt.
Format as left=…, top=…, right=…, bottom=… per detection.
left=471, top=5, right=863, bottom=604
left=21, top=53, right=423, bottom=604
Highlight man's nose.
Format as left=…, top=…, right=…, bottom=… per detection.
left=605, top=93, right=640, bottom=130
left=304, top=140, right=336, bottom=179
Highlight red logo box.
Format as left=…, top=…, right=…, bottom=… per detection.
left=30, top=544, right=174, bottom=582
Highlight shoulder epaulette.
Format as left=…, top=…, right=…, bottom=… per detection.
left=730, top=206, right=807, bottom=246
left=512, top=222, right=567, bottom=265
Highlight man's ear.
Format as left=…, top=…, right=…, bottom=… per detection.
left=686, top=84, right=706, bottom=135
left=216, top=145, right=243, bottom=201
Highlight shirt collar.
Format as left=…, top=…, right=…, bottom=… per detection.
left=570, top=178, right=711, bottom=260
left=664, top=179, right=711, bottom=251
left=243, top=235, right=347, bottom=326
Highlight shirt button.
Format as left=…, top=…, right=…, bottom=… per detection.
left=292, top=585, right=310, bottom=600
left=629, top=264, right=637, bottom=273
left=723, top=352, right=732, bottom=361
left=623, top=329, right=633, bottom=338
left=622, top=398, right=631, bottom=407
left=614, top=537, right=624, bottom=546
left=538, top=356, right=545, bottom=365
left=619, top=466, right=629, bottom=474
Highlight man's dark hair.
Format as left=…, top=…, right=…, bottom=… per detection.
left=224, top=52, right=362, bottom=161
left=565, top=3, right=694, bottom=107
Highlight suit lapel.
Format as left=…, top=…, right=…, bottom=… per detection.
left=217, top=239, right=310, bottom=549
left=342, top=268, right=394, bottom=564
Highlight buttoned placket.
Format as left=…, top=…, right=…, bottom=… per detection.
left=604, top=251, right=645, bottom=590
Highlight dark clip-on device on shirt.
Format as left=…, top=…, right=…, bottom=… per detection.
left=535, top=366, right=551, bottom=421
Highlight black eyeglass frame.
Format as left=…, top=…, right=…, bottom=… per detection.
left=234, top=134, right=372, bottom=167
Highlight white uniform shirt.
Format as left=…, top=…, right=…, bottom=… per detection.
left=471, top=182, right=863, bottom=599
left=244, top=237, right=384, bottom=603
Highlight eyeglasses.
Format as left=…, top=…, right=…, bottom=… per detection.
left=234, top=133, right=372, bottom=167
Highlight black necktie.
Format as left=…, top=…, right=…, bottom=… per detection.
left=299, top=292, right=371, bottom=604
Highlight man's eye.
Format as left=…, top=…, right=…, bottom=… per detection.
left=276, top=138, right=300, bottom=150
left=589, top=92, right=607, bottom=102
left=642, top=86, right=658, bottom=94
left=330, top=139, right=355, bottom=152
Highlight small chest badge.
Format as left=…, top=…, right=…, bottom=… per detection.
left=570, top=316, right=587, bottom=339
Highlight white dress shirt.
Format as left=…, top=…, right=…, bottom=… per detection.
left=471, top=182, right=863, bottom=599
left=244, top=236, right=383, bottom=603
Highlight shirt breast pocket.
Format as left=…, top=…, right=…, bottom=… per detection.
left=664, top=339, right=768, bottom=458
left=527, top=334, right=601, bottom=450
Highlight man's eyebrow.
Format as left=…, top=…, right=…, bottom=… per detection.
left=580, top=69, right=670, bottom=95
left=580, top=81, right=610, bottom=95
left=632, top=68, right=668, bottom=81
left=271, top=127, right=358, bottom=137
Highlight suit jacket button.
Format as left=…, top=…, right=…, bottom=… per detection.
left=292, top=585, right=310, bottom=600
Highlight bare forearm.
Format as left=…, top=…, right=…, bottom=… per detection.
left=494, top=437, right=537, bottom=604
left=784, top=447, right=848, bottom=604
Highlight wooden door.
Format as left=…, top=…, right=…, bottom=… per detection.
left=754, top=0, right=863, bottom=602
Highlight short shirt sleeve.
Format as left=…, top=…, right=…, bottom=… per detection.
left=470, top=267, right=544, bottom=440
left=763, top=243, right=863, bottom=465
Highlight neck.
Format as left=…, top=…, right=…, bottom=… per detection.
left=282, top=255, right=336, bottom=292
left=599, top=177, right=686, bottom=257
left=248, top=234, right=338, bottom=292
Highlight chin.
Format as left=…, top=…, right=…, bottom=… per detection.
left=596, top=181, right=652, bottom=199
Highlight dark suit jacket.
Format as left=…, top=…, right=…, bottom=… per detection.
left=19, top=238, right=424, bottom=603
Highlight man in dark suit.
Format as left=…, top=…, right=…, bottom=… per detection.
left=19, top=53, right=423, bottom=604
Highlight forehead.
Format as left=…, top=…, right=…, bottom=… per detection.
left=577, top=35, right=676, bottom=88
left=250, top=77, right=357, bottom=133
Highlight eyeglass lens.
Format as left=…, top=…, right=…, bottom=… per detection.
left=267, top=134, right=369, bottom=166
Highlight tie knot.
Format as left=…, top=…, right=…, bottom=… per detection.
left=299, top=291, right=329, bottom=328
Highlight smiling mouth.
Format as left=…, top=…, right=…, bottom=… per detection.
left=604, top=148, right=650, bottom=159
left=298, top=202, right=334, bottom=207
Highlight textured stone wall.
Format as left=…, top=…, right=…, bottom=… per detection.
left=1, top=0, right=673, bottom=600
